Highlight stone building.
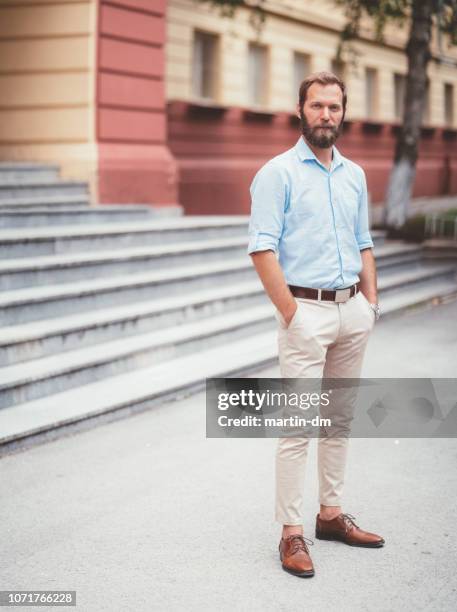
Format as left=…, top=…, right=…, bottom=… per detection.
left=1, top=0, right=456, bottom=214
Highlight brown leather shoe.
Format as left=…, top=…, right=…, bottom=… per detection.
left=315, top=513, right=385, bottom=548
left=279, top=534, right=315, bottom=577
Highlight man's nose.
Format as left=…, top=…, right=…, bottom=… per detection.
left=321, top=107, right=330, bottom=121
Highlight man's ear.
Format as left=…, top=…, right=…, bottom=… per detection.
left=296, top=104, right=301, bottom=119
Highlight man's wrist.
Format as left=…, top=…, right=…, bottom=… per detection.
left=364, top=292, right=378, bottom=303
left=283, top=302, right=298, bottom=325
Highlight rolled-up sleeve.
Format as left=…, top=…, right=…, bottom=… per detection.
left=356, top=167, right=374, bottom=250
left=247, top=162, right=287, bottom=255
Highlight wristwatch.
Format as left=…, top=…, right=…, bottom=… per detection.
left=369, top=303, right=381, bottom=321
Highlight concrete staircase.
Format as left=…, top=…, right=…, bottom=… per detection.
left=0, top=162, right=456, bottom=451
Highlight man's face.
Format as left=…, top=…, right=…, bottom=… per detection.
left=298, top=83, right=345, bottom=148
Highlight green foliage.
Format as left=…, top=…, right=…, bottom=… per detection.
left=440, top=208, right=457, bottom=218
left=440, top=0, right=457, bottom=45
left=195, top=1, right=456, bottom=60
left=335, top=0, right=409, bottom=42
left=334, top=0, right=457, bottom=55
left=196, top=0, right=244, bottom=18
left=428, top=209, right=457, bottom=239
left=385, top=214, right=427, bottom=242
left=195, top=0, right=266, bottom=30
left=385, top=209, right=457, bottom=242
left=195, top=1, right=457, bottom=47
left=327, top=0, right=410, bottom=66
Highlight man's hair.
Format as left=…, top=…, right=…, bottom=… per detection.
left=298, top=71, right=347, bottom=115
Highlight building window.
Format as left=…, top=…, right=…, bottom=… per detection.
left=293, top=52, right=311, bottom=103
left=365, top=67, right=378, bottom=119
left=395, top=74, right=430, bottom=123
left=192, top=30, right=218, bottom=101
left=444, top=83, right=454, bottom=126
left=422, top=79, right=430, bottom=124
left=331, top=58, right=346, bottom=81
left=394, top=73, right=406, bottom=121
left=248, top=43, right=268, bottom=106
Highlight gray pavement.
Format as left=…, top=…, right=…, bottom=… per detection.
left=1, top=299, right=457, bottom=612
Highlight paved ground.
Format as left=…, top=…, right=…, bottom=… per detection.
left=1, top=299, right=457, bottom=612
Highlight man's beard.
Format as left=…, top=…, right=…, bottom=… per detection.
left=300, top=111, right=343, bottom=148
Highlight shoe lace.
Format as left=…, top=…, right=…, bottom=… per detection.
left=341, top=513, right=359, bottom=530
left=285, top=534, right=314, bottom=554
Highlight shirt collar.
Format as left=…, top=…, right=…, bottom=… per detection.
left=294, top=136, right=344, bottom=170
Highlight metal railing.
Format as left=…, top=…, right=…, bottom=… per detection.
left=425, top=213, right=457, bottom=241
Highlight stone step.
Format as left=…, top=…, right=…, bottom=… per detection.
left=0, top=330, right=278, bottom=449
left=0, top=259, right=453, bottom=366
left=0, top=304, right=275, bottom=409
left=0, top=194, right=90, bottom=209
left=0, top=162, right=60, bottom=182
left=1, top=277, right=456, bottom=450
left=0, top=236, right=250, bottom=290
left=0, top=259, right=257, bottom=326
left=0, top=205, right=155, bottom=228
left=371, top=229, right=387, bottom=246
left=0, top=280, right=266, bottom=366
left=379, top=279, right=457, bottom=318
left=377, top=262, right=457, bottom=296
left=1, top=251, right=438, bottom=327
left=0, top=216, right=251, bottom=258
left=107, top=203, right=183, bottom=218
left=0, top=226, right=388, bottom=282
left=374, top=242, right=422, bottom=269
left=0, top=179, right=89, bottom=201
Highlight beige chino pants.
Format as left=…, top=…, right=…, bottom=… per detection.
left=275, top=290, right=375, bottom=526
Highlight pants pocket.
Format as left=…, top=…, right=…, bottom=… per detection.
left=358, top=292, right=376, bottom=325
left=275, top=300, right=301, bottom=330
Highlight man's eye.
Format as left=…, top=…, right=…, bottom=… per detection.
left=330, top=106, right=341, bottom=111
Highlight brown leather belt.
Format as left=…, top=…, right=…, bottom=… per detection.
left=288, top=283, right=359, bottom=302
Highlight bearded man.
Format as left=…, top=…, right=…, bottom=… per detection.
left=247, top=71, right=384, bottom=578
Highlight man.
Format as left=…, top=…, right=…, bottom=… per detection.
left=247, top=71, right=384, bottom=578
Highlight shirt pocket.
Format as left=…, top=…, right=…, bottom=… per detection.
left=336, top=190, right=359, bottom=230
left=288, top=183, right=319, bottom=216
left=287, top=199, right=324, bottom=231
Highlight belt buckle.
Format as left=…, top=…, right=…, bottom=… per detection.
left=335, top=288, right=351, bottom=303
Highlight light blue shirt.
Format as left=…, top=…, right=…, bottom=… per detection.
left=247, top=136, right=374, bottom=289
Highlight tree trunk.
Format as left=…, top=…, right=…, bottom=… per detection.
left=383, top=0, right=434, bottom=228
